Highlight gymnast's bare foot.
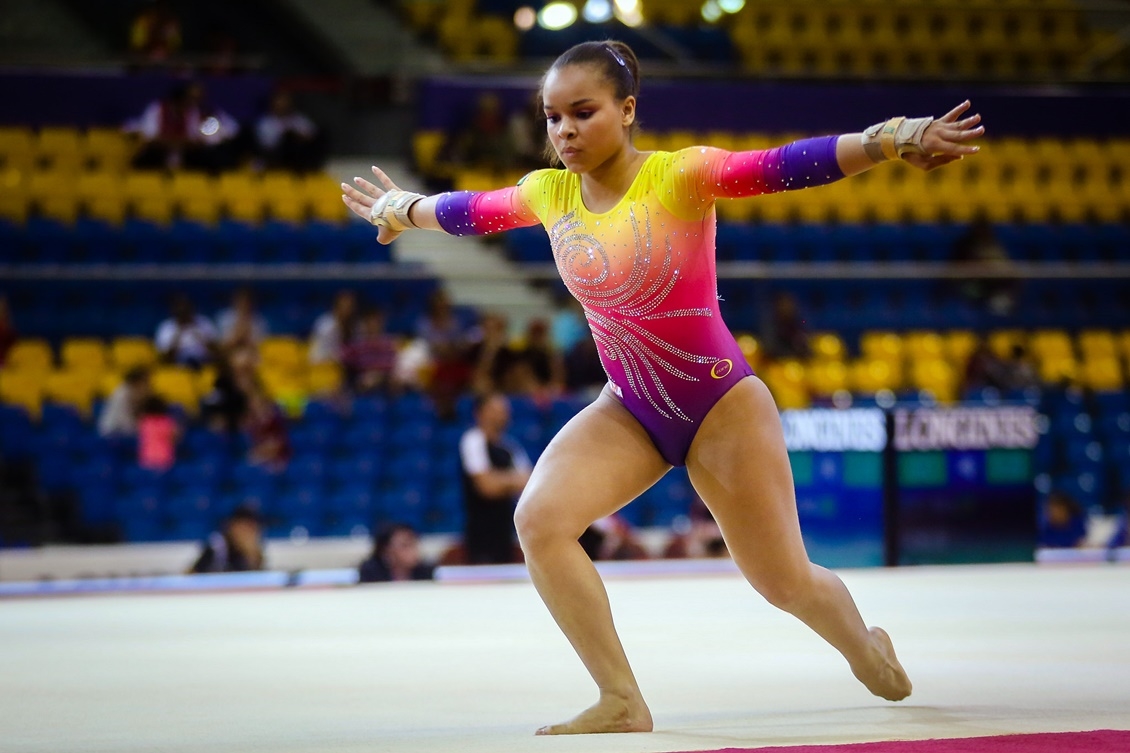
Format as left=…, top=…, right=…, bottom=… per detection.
left=853, top=627, right=913, bottom=702
left=535, top=691, right=653, bottom=735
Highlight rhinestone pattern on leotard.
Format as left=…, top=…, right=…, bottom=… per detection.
left=548, top=204, right=717, bottom=422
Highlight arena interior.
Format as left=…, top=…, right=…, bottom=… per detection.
left=0, top=1, right=1128, bottom=752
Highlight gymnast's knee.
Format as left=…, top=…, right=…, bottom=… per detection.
left=752, top=571, right=815, bottom=614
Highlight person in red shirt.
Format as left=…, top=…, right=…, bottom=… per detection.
left=341, top=308, right=400, bottom=395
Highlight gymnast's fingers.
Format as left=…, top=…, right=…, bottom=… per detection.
left=938, top=100, right=972, bottom=124
left=342, top=194, right=372, bottom=220
left=342, top=182, right=376, bottom=207
left=372, top=166, right=400, bottom=192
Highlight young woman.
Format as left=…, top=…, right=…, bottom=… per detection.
left=343, top=40, right=984, bottom=736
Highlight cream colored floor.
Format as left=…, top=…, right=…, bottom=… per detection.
left=2, top=564, right=1128, bottom=753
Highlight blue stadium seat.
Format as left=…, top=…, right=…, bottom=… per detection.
left=385, top=450, right=431, bottom=481
left=329, top=455, right=381, bottom=489
left=284, top=456, right=327, bottom=490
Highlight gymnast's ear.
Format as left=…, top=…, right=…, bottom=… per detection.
left=621, top=95, right=636, bottom=128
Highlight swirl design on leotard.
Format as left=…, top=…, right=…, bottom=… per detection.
left=548, top=205, right=717, bottom=422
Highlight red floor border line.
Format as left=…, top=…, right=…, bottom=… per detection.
left=669, top=729, right=1130, bottom=753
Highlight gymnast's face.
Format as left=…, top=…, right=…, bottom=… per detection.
left=542, top=64, right=635, bottom=173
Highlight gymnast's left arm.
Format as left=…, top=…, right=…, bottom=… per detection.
left=686, top=100, right=984, bottom=205
left=342, top=166, right=540, bottom=246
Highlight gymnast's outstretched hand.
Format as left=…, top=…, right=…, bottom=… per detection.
left=341, top=166, right=404, bottom=245
left=906, top=100, right=985, bottom=172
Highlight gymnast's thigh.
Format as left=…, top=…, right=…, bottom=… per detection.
left=516, top=386, right=671, bottom=539
left=684, top=376, right=812, bottom=578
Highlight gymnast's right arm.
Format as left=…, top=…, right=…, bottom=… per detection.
left=342, top=166, right=541, bottom=245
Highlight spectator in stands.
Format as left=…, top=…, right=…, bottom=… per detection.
left=190, top=505, right=264, bottom=573
left=551, top=294, right=587, bottom=355
left=255, top=90, right=327, bottom=174
left=342, top=308, right=400, bottom=395
left=358, top=523, right=435, bottom=583
left=459, top=392, right=532, bottom=564
left=579, top=515, right=648, bottom=562
left=418, top=289, right=476, bottom=413
left=509, top=92, right=549, bottom=172
left=0, top=295, right=17, bottom=367
left=216, top=288, right=268, bottom=352
left=663, top=498, right=728, bottom=559
left=515, top=318, right=565, bottom=397
left=309, top=289, right=357, bottom=365
left=129, top=81, right=241, bottom=172
left=1000, top=344, right=1040, bottom=392
left=156, top=294, right=218, bottom=369
left=97, top=366, right=152, bottom=438
left=1039, top=490, right=1088, bottom=548
left=441, top=92, right=518, bottom=173
left=245, top=386, right=291, bottom=471
left=761, top=292, right=811, bottom=361
left=963, top=341, right=1011, bottom=394
left=201, top=345, right=257, bottom=434
left=564, top=336, right=606, bottom=398
left=952, top=219, right=1019, bottom=316
left=137, top=395, right=179, bottom=472
left=470, top=312, right=517, bottom=395
left=128, top=0, right=182, bottom=63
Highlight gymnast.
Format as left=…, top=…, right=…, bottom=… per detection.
left=342, top=40, right=984, bottom=736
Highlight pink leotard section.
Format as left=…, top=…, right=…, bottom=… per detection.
left=435, top=138, right=844, bottom=465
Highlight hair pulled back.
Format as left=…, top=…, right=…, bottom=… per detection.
left=536, top=40, right=642, bottom=166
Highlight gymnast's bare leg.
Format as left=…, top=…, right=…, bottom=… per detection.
left=514, top=386, right=670, bottom=735
left=686, top=376, right=912, bottom=702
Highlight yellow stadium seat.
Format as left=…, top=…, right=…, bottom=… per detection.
left=0, top=371, right=43, bottom=418
left=260, top=336, right=304, bottom=372
left=988, top=329, right=1028, bottom=360
left=1039, top=356, right=1078, bottom=385
left=82, top=128, right=132, bottom=172
left=260, top=365, right=308, bottom=402
left=903, top=331, right=946, bottom=361
left=911, top=359, right=959, bottom=404
left=811, top=332, right=846, bottom=361
left=170, top=172, right=221, bottom=224
left=1078, top=330, right=1117, bottom=360
left=1081, top=358, right=1123, bottom=392
left=124, top=172, right=173, bottom=223
left=0, top=190, right=28, bottom=223
left=151, top=366, right=198, bottom=414
left=6, top=339, right=54, bottom=371
left=34, top=127, right=82, bottom=172
left=851, top=359, right=902, bottom=394
left=1030, top=329, right=1074, bottom=359
left=763, top=359, right=809, bottom=409
left=61, top=338, right=108, bottom=373
left=110, top=338, right=157, bottom=371
left=412, top=130, right=448, bottom=176
left=477, top=15, right=517, bottom=62
left=0, top=126, right=34, bottom=173
left=308, top=362, right=343, bottom=395
left=735, top=333, right=762, bottom=372
left=99, top=371, right=124, bottom=399
left=28, top=171, right=78, bottom=224
left=304, top=174, right=347, bottom=223
left=43, top=370, right=100, bottom=416
left=944, top=330, right=980, bottom=366
left=77, top=172, right=126, bottom=224
left=860, top=331, right=902, bottom=364
left=807, top=360, right=850, bottom=396
left=261, top=172, right=306, bottom=221
left=219, top=172, right=265, bottom=223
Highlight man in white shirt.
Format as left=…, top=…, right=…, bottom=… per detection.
left=255, top=90, right=326, bottom=173
left=97, top=366, right=151, bottom=438
left=308, top=289, right=356, bottom=365
left=156, top=294, right=218, bottom=369
left=458, top=392, right=532, bottom=564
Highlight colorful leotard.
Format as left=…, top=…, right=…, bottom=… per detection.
left=435, top=137, right=844, bottom=465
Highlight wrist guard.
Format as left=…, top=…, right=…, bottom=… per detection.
left=369, top=190, right=426, bottom=232
left=861, top=116, right=934, bottom=162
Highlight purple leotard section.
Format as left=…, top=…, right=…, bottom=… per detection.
left=435, top=188, right=537, bottom=237
left=711, top=136, right=844, bottom=198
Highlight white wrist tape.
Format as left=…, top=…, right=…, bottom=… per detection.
left=369, top=190, right=426, bottom=232
left=861, top=116, right=934, bottom=162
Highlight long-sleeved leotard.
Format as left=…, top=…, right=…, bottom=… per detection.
left=435, top=137, right=844, bottom=466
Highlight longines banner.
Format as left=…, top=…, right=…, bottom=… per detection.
left=893, top=406, right=1040, bottom=452
left=781, top=409, right=888, bottom=452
